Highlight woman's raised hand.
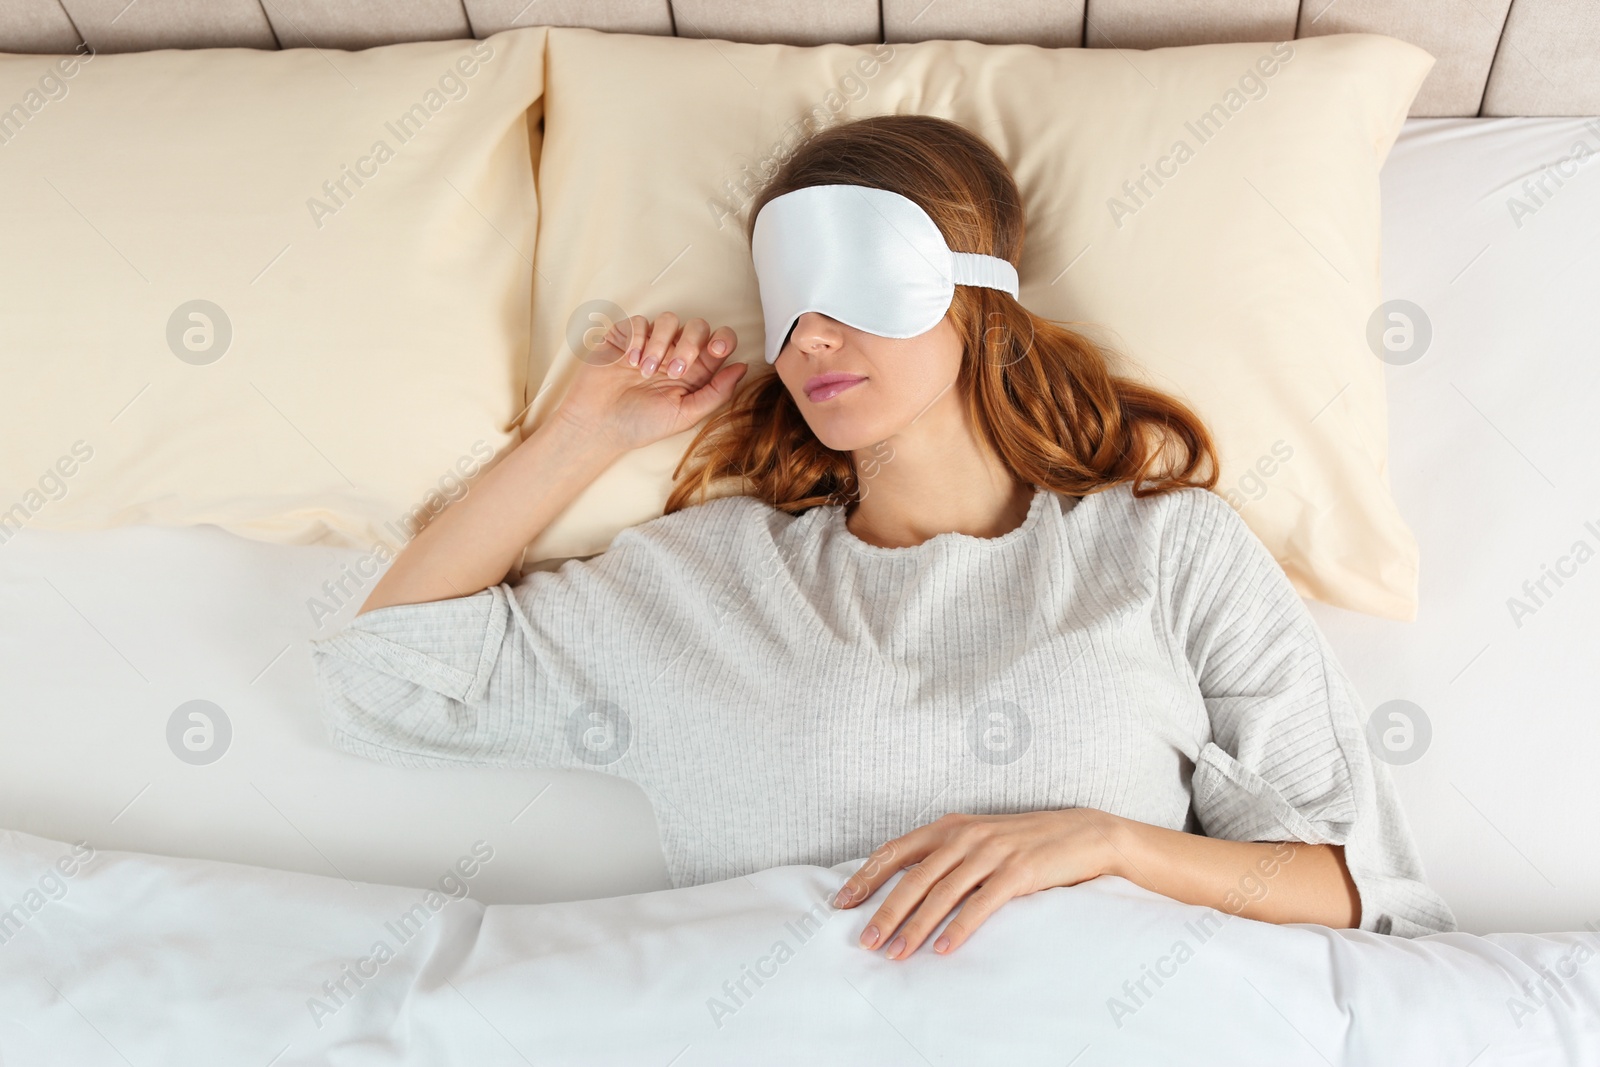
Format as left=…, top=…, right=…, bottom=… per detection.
left=555, top=311, right=748, bottom=453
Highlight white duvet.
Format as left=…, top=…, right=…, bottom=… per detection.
left=1, top=829, right=1595, bottom=1066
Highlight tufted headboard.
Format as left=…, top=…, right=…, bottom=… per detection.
left=1, top=0, right=1595, bottom=116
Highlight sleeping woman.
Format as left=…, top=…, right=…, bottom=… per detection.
left=308, top=113, right=1456, bottom=957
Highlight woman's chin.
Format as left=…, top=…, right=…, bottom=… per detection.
left=806, top=422, right=885, bottom=454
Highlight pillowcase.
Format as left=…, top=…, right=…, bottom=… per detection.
left=523, top=28, right=1432, bottom=620
left=0, top=29, right=545, bottom=550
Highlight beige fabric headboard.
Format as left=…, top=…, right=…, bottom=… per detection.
left=1, top=0, right=1595, bottom=116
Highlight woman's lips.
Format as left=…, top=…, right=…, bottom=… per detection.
left=805, top=376, right=866, bottom=402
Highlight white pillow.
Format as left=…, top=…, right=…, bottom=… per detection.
left=0, top=29, right=545, bottom=549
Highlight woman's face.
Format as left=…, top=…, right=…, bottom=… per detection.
left=773, top=311, right=965, bottom=452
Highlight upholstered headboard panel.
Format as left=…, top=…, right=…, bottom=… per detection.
left=1, top=0, right=1595, bottom=116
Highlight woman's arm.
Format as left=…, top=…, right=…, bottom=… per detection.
left=1159, top=488, right=1456, bottom=937
left=358, top=311, right=746, bottom=616
left=831, top=807, right=1358, bottom=961
left=358, top=413, right=624, bottom=615
left=310, top=312, right=747, bottom=769
left=1102, top=812, right=1360, bottom=928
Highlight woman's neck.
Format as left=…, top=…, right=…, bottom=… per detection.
left=843, top=410, right=1033, bottom=549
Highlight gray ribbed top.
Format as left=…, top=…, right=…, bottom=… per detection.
left=308, top=483, right=1456, bottom=937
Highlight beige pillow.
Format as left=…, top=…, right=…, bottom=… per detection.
left=0, top=29, right=545, bottom=550
left=524, top=29, right=1432, bottom=620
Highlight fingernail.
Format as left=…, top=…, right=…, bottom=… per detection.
left=934, top=936, right=951, bottom=953
left=667, top=359, right=685, bottom=377
left=627, top=348, right=640, bottom=366
left=886, top=936, right=906, bottom=959
left=833, top=886, right=852, bottom=908
left=643, top=357, right=659, bottom=375
left=859, top=925, right=879, bottom=949
left=711, top=340, right=726, bottom=354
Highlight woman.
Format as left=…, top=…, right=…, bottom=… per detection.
left=310, top=115, right=1456, bottom=958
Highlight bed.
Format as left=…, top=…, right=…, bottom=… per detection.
left=1, top=2, right=1598, bottom=1062
left=4, top=826, right=1598, bottom=1065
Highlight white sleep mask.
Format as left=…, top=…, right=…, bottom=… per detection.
left=750, top=183, right=1021, bottom=365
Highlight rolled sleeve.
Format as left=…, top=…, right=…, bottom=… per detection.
left=307, top=582, right=571, bottom=769
left=1162, top=489, right=1457, bottom=937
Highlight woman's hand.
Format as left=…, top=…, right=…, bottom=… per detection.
left=834, top=809, right=1124, bottom=960
left=555, top=311, right=749, bottom=453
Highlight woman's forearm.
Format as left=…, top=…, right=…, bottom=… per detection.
left=1100, top=814, right=1361, bottom=928
left=358, top=412, right=626, bottom=615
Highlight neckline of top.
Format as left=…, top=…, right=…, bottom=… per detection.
left=827, top=484, right=1055, bottom=556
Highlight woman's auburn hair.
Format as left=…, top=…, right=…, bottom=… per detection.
left=662, top=113, right=1218, bottom=517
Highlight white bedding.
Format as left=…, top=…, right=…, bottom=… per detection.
left=1306, top=116, right=1600, bottom=934
left=1, top=118, right=1598, bottom=938
left=2, top=828, right=1596, bottom=1065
